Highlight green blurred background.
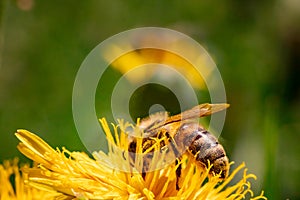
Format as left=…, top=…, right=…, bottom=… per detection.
left=1, top=1, right=299, bottom=199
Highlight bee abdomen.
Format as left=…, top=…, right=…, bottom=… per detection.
left=190, top=138, right=229, bottom=178
left=175, top=123, right=229, bottom=178
left=190, top=138, right=225, bottom=164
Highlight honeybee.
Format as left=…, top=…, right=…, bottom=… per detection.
left=128, top=103, right=230, bottom=189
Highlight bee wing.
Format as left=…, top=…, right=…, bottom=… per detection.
left=166, top=103, right=230, bottom=123
left=139, top=111, right=169, bottom=135
left=146, top=103, right=230, bottom=132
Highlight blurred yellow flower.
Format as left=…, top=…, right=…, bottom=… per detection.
left=12, top=118, right=267, bottom=200
left=104, top=45, right=211, bottom=90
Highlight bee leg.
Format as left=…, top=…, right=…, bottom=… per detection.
left=142, top=172, right=146, bottom=179
left=169, top=135, right=182, bottom=190
left=175, top=159, right=182, bottom=190
left=142, top=153, right=153, bottom=179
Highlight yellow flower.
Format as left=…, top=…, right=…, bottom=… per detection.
left=104, top=47, right=209, bottom=90
left=0, top=158, right=61, bottom=200
left=14, top=118, right=266, bottom=200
